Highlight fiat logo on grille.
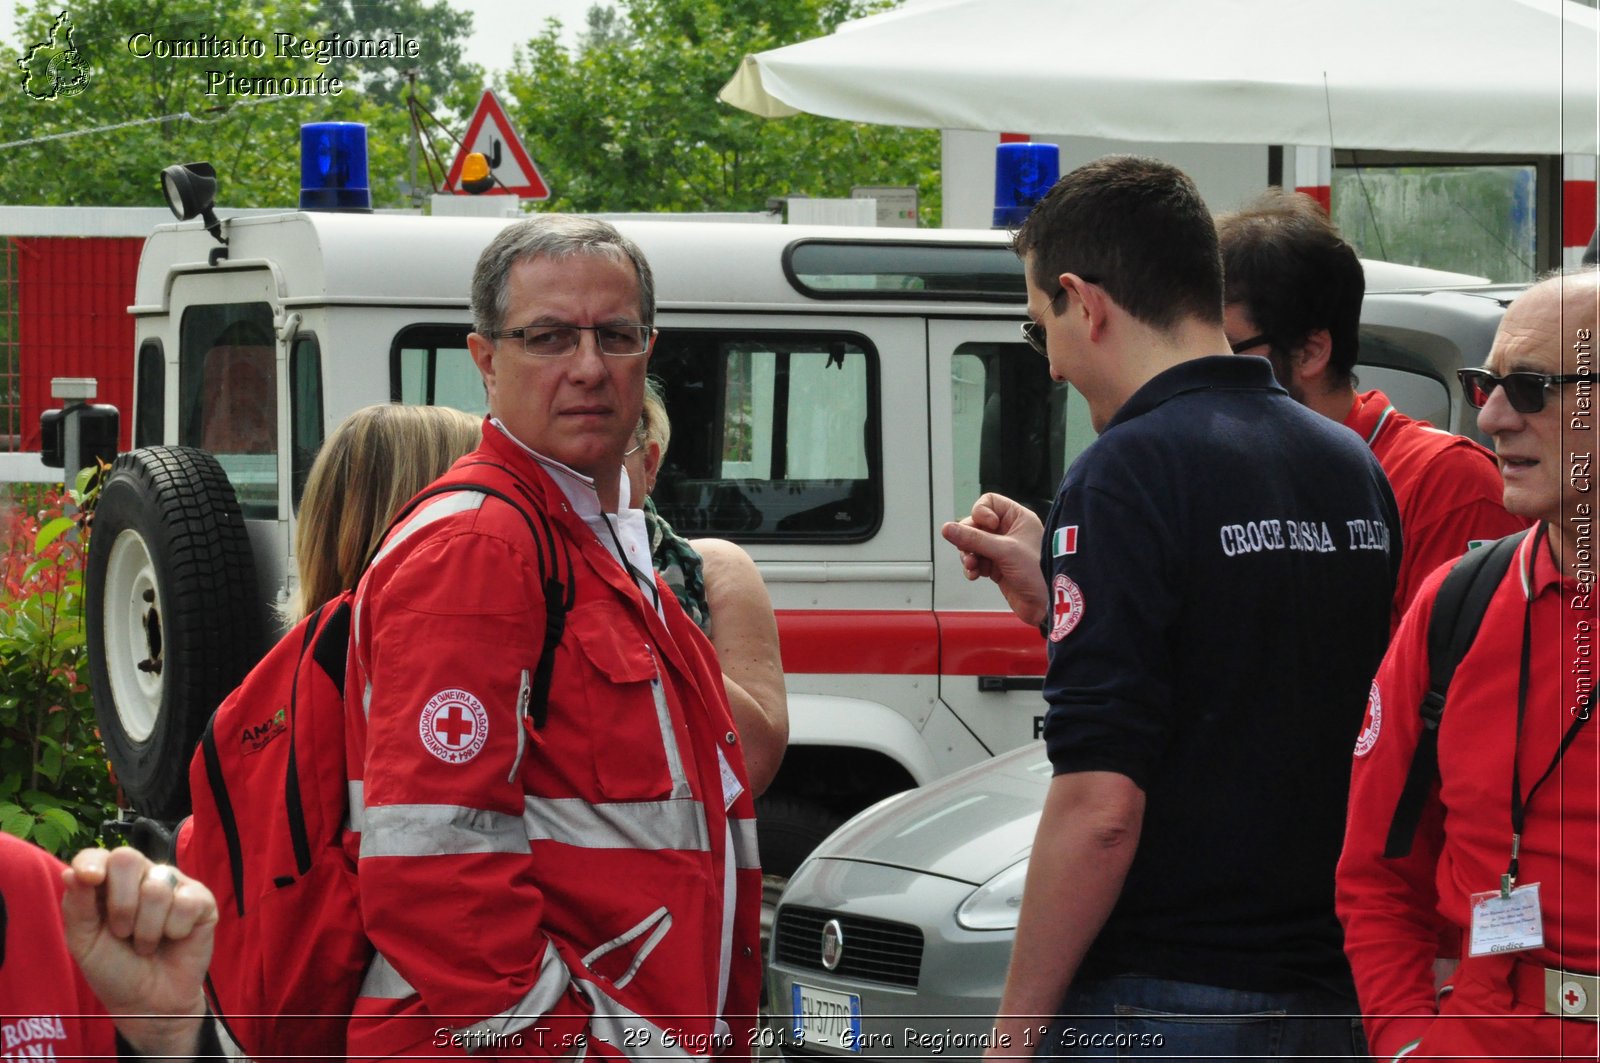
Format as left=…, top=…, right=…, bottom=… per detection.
left=820, top=919, right=845, bottom=971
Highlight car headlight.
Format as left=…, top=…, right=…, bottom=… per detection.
left=955, top=857, right=1028, bottom=931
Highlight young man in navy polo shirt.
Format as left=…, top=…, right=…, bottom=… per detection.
left=943, top=155, right=1400, bottom=1059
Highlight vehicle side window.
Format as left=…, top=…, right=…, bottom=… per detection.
left=1356, top=366, right=1451, bottom=431
left=392, top=325, right=486, bottom=413
left=950, top=342, right=1084, bottom=521
left=1355, top=325, right=1456, bottom=433
left=290, top=334, right=324, bottom=511
left=134, top=340, right=163, bottom=448
left=651, top=330, right=881, bottom=542
left=179, top=303, right=276, bottom=519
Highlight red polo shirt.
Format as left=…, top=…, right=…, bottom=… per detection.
left=1344, top=389, right=1527, bottom=632
left=1337, top=526, right=1600, bottom=1059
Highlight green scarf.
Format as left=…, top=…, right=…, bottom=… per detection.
left=644, top=497, right=710, bottom=634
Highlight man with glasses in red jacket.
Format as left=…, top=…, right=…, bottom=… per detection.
left=346, top=215, right=761, bottom=1060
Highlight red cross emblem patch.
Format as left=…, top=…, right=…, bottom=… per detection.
left=1561, top=980, right=1589, bottom=1015
left=1354, top=680, right=1382, bottom=758
left=1049, top=574, right=1085, bottom=642
left=420, top=688, right=490, bottom=764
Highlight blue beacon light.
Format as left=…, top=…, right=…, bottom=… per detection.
left=992, top=142, right=1060, bottom=229
left=299, top=122, right=372, bottom=211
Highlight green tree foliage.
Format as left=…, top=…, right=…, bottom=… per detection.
left=314, top=0, right=478, bottom=106
left=502, top=0, right=941, bottom=220
left=0, top=0, right=482, bottom=208
left=576, top=5, right=633, bottom=53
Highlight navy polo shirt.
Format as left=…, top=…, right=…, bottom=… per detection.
left=1040, top=355, right=1400, bottom=996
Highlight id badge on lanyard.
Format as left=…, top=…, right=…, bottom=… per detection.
left=1468, top=528, right=1592, bottom=957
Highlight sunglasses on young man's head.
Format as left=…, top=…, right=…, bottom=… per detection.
left=1457, top=367, right=1600, bottom=414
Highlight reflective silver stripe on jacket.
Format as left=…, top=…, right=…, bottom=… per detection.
left=579, top=979, right=701, bottom=1062
left=524, top=796, right=710, bottom=853
left=358, top=951, right=416, bottom=1000
left=581, top=907, right=672, bottom=992
left=645, top=650, right=692, bottom=800
left=347, top=780, right=365, bottom=833
left=355, top=490, right=491, bottom=650
left=370, top=490, right=487, bottom=568
left=730, top=817, right=759, bottom=870
left=361, top=803, right=527, bottom=859
left=448, top=943, right=573, bottom=1049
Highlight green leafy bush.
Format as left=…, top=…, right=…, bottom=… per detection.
left=0, top=471, right=116, bottom=855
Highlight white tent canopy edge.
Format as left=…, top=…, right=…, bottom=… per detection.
left=720, top=0, right=1600, bottom=156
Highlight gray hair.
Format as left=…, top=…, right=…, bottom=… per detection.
left=470, top=215, right=656, bottom=335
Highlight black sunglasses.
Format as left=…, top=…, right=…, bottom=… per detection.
left=1457, top=367, right=1600, bottom=414
left=1229, top=333, right=1277, bottom=355
left=1020, top=276, right=1101, bottom=356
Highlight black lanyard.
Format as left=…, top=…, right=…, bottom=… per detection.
left=1505, top=524, right=1596, bottom=895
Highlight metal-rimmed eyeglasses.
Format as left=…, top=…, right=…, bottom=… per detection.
left=487, top=322, right=655, bottom=358
left=1457, top=367, right=1600, bottom=414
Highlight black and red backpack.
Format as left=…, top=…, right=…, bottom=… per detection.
left=175, top=469, right=572, bottom=1060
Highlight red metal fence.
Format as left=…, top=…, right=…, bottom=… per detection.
left=13, top=236, right=142, bottom=451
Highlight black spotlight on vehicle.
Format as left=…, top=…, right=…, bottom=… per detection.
left=160, top=162, right=227, bottom=261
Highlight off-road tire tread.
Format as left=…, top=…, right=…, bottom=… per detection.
left=88, top=446, right=263, bottom=819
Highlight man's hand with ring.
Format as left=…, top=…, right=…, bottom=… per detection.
left=61, top=846, right=217, bottom=1058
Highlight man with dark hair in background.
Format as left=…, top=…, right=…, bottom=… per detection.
left=944, top=156, right=1399, bottom=1058
left=1219, top=189, right=1523, bottom=630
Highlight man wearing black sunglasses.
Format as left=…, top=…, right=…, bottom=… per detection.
left=1218, top=190, right=1524, bottom=634
left=943, top=156, right=1400, bottom=1060
left=1339, top=270, right=1600, bottom=1060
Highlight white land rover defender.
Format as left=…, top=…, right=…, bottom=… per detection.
left=85, top=173, right=1512, bottom=881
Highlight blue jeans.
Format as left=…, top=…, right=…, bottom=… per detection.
left=1039, top=975, right=1368, bottom=1060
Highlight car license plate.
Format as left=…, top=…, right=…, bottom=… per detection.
left=791, top=982, right=862, bottom=1053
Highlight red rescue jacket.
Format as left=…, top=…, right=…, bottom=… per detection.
left=346, top=431, right=762, bottom=1060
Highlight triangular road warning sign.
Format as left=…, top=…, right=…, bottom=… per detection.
left=445, top=90, right=551, bottom=199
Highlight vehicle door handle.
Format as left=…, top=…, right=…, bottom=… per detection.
left=977, top=675, right=1044, bottom=692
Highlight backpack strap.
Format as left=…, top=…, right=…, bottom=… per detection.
left=367, top=468, right=575, bottom=731
left=276, top=599, right=354, bottom=872
left=1382, top=529, right=1529, bottom=858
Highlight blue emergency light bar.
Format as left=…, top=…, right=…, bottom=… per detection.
left=300, top=122, right=371, bottom=211
left=992, top=142, right=1060, bottom=229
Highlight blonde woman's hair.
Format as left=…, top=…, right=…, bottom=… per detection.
left=288, top=403, right=481, bottom=623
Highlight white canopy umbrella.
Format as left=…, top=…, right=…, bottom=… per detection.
left=721, top=0, right=1600, bottom=154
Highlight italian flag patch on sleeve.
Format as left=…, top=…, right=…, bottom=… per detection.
left=1053, top=525, right=1078, bottom=557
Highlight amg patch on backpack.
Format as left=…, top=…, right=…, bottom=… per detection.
left=239, top=706, right=288, bottom=756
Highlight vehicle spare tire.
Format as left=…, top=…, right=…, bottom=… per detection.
left=87, top=446, right=264, bottom=820
left=755, top=792, right=847, bottom=880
